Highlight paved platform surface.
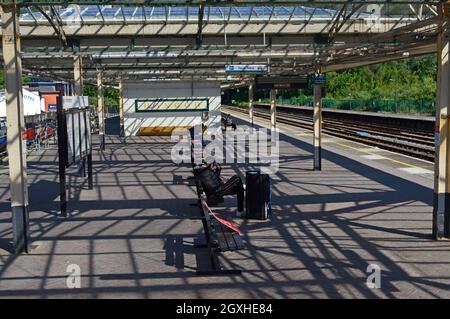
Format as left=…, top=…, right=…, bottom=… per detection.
left=225, top=107, right=435, bottom=181
left=0, top=117, right=449, bottom=298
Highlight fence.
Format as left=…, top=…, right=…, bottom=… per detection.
left=251, top=97, right=436, bottom=115
left=291, top=97, right=435, bottom=115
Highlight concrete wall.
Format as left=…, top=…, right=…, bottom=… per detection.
left=123, top=80, right=221, bottom=136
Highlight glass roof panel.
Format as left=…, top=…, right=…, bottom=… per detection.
left=206, top=7, right=224, bottom=19
left=229, top=6, right=241, bottom=18
left=235, top=6, right=252, bottom=17
left=82, top=6, right=99, bottom=17
left=129, top=7, right=144, bottom=18
left=15, top=5, right=375, bottom=24
left=59, top=7, right=75, bottom=18
left=170, top=7, right=185, bottom=16
left=253, top=6, right=272, bottom=17
left=219, top=7, right=231, bottom=19
left=151, top=7, right=166, bottom=16
left=122, top=7, right=137, bottom=16
left=102, top=8, right=117, bottom=18
left=188, top=6, right=199, bottom=16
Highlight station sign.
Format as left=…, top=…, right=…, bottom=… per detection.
left=135, top=98, right=209, bottom=113
left=311, top=73, right=326, bottom=85
left=48, top=104, right=57, bottom=112
left=29, top=77, right=53, bottom=83
left=63, top=96, right=89, bottom=109
left=255, top=75, right=308, bottom=90
left=225, top=64, right=268, bottom=74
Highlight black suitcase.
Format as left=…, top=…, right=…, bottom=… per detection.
left=245, top=170, right=271, bottom=220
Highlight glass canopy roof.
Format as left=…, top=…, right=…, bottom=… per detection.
left=19, top=5, right=356, bottom=23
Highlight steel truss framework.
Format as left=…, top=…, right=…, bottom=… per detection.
left=0, top=1, right=445, bottom=84
left=0, top=1, right=443, bottom=5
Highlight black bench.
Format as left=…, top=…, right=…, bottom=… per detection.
left=211, top=217, right=244, bottom=252
left=189, top=141, right=245, bottom=275
left=199, top=196, right=245, bottom=251
left=195, top=196, right=244, bottom=276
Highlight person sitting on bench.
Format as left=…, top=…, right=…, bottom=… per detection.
left=195, top=161, right=245, bottom=217
left=222, top=114, right=237, bottom=131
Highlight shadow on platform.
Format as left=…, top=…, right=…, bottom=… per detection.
left=0, top=115, right=447, bottom=299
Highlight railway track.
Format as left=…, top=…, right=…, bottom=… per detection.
left=224, top=105, right=435, bottom=162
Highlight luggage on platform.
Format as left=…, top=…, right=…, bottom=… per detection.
left=245, top=170, right=271, bottom=220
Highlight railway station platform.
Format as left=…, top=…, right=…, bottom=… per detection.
left=0, top=117, right=449, bottom=299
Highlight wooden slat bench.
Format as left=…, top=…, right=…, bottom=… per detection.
left=190, top=149, right=245, bottom=275
left=210, top=218, right=244, bottom=252
left=195, top=195, right=244, bottom=276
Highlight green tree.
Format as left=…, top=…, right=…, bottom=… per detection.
left=83, top=85, right=119, bottom=112
left=231, top=54, right=438, bottom=114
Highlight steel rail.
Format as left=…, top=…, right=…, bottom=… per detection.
left=224, top=105, right=435, bottom=161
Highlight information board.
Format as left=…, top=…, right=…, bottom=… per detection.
left=255, top=75, right=308, bottom=90
left=225, top=64, right=268, bottom=74
left=56, top=98, right=93, bottom=217
left=66, top=108, right=91, bottom=166
left=135, top=98, right=209, bottom=112
left=310, top=73, right=326, bottom=85
left=63, top=96, right=89, bottom=109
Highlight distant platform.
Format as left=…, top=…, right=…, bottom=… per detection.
left=0, top=117, right=449, bottom=298
left=245, top=103, right=435, bottom=122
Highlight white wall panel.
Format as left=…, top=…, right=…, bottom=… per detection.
left=123, top=80, right=221, bottom=136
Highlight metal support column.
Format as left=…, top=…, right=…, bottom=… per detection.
left=270, top=89, right=276, bottom=130
left=248, top=81, right=254, bottom=127
left=434, top=4, right=450, bottom=239
left=313, top=83, right=323, bottom=171
left=119, top=78, right=124, bottom=137
left=87, top=152, right=93, bottom=189
left=73, top=55, right=83, bottom=96
left=73, top=60, right=83, bottom=182
left=2, top=5, right=31, bottom=253
left=97, top=71, right=105, bottom=150
left=56, top=97, right=67, bottom=217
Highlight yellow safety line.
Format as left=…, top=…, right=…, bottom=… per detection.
left=226, top=106, right=420, bottom=169
left=332, top=141, right=417, bottom=168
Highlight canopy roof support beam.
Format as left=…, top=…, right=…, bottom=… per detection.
left=97, top=70, right=106, bottom=150
left=270, top=88, right=276, bottom=131
left=119, top=77, right=124, bottom=137
left=1, top=4, right=31, bottom=254
left=196, top=2, right=205, bottom=49
left=248, top=80, right=254, bottom=127
left=0, top=1, right=442, bottom=5
left=34, top=5, right=67, bottom=46
left=313, top=72, right=323, bottom=171
left=73, top=55, right=83, bottom=95
left=434, top=1, right=450, bottom=239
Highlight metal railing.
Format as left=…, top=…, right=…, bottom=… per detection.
left=250, top=97, right=436, bottom=116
